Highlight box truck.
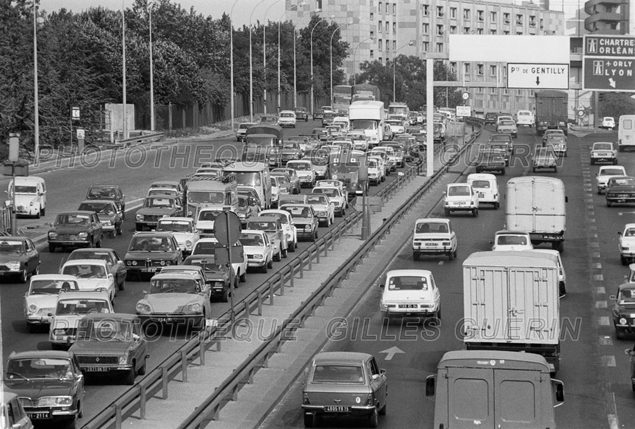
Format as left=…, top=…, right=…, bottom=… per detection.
left=534, top=90, right=568, bottom=136
left=506, top=176, right=566, bottom=252
left=348, top=101, right=385, bottom=146
left=426, top=350, right=564, bottom=429
left=462, top=250, right=561, bottom=373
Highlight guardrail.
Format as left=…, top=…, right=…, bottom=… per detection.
left=81, top=121, right=482, bottom=429
left=115, top=132, right=165, bottom=147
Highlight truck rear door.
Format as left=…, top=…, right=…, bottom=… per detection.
left=531, top=179, right=564, bottom=233
left=494, top=368, right=543, bottom=428
left=446, top=367, right=495, bottom=428
left=464, top=266, right=508, bottom=341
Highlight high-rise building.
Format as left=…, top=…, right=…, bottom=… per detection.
left=287, top=0, right=564, bottom=113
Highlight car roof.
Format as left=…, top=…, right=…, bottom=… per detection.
left=151, top=181, right=180, bottom=186
left=89, top=184, right=121, bottom=189
left=260, top=209, right=290, bottom=216
left=158, top=217, right=193, bottom=222
left=79, top=199, right=116, bottom=205
left=617, top=282, right=635, bottom=291
left=58, top=210, right=97, bottom=216
left=248, top=216, right=280, bottom=223
left=386, top=269, right=432, bottom=277
left=312, top=351, right=372, bottom=365
left=241, top=229, right=266, bottom=236
left=132, top=231, right=175, bottom=237
left=62, top=259, right=108, bottom=266
left=151, top=272, right=202, bottom=280
left=467, top=173, right=497, bottom=180
left=30, top=274, right=78, bottom=281
left=495, top=230, right=530, bottom=235
left=80, top=313, right=139, bottom=322
left=416, top=218, right=450, bottom=224
left=145, top=195, right=180, bottom=200
left=0, top=236, right=29, bottom=242
left=8, top=350, right=74, bottom=360
left=57, top=291, right=111, bottom=300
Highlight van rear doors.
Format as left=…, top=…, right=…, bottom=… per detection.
left=618, top=115, right=635, bottom=151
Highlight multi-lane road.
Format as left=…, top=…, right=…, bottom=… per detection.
left=258, top=125, right=633, bottom=429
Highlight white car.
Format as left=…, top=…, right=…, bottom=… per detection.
left=191, top=238, right=247, bottom=283
left=529, top=249, right=567, bottom=297
left=591, top=141, right=618, bottom=165
left=379, top=269, right=441, bottom=322
left=236, top=122, right=256, bottom=141
left=375, top=146, right=399, bottom=171
left=618, top=224, right=635, bottom=265
left=277, top=110, right=297, bottom=128
left=305, top=194, right=335, bottom=226
left=23, top=274, right=80, bottom=332
left=515, top=110, right=535, bottom=127
left=315, top=179, right=347, bottom=201
left=496, top=115, right=514, bottom=126
left=59, top=259, right=116, bottom=303
left=259, top=209, right=298, bottom=252
left=597, top=165, right=627, bottom=194
left=386, top=119, right=406, bottom=135
left=412, top=218, right=457, bottom=261
left=491, top=230, right=534, bottom=251
left=239, top=230, right=274, bottom=273
left=156, top=217, right=200, bottom=255
left=270, top=176, right=282, bottom=208
left=443, top=183, right=479, bottom=217
left=467, top=173, right=500, bottom=209
left=195, top=208, right=223, bottom=237
left=286, top=160, right=316, bottom=188
left=49, top=290, right=113, bottom=348
left=367, top=157, right=384, bottom=185
left=244, top=216, right=287, bottom=261
left=602, top=116, right=616, bottom=130
left=370, top=148, right=394, bottom=173
left=312, top=186, right=347, bottom=216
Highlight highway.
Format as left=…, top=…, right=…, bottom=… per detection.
left=258, top=125, right=627, bottom=429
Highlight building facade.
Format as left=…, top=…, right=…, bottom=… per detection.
left=287, top=0, right=564, bottom=114
left=584, top=0, right=631, bottom=34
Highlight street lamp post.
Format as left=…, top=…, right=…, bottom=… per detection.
left=122, top=0, right=127, bottom=141
left=351, top=37, right=372, bottom=85
left=291, top=10, right=311, bottom=109
left=263, top=0, right=284, bottom=116
left=310, top=18, right=328, bottom=116
left=393, top=41, right=414, bottom=102
left=229, top=0, right=242, bottom=132
left=148, top=3, right=155, bottom=131
left=32, top=2, right=39, bottom=164
left=249, top=0, right=267, bottom=123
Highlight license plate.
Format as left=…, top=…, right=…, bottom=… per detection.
left=456, top=202, right=466, bottom=205
left=399, top=304, right=418, bottom=308
left=425, top=243, right=437, bottom=247
left=325, top=406, right=350, bottom=412
left=84, top=366, right=109, bottom=372
left=141, top=267, right=157, bottom=272
left=27, top=412, right=51, bottom=419
left=156, top=317, right=175, bottom=322
left=599, top=153, right=608, bottom=156
left=478, top=193, right=485, bottom=198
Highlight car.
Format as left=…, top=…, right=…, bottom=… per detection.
left=66, top=248, right=127, bottom=291
left=78, top=199, right=123, bottom=238
left=491, top=230, right=534, bottom=251
left=532, top=146, right=558, bottom=172
left=443, top=183, right=479, bottom=217
left=271, top=168, right=302, bottom=194
left=375, top=146, right=399, bottom=171
left=23, top=274, right=79, bottom=332
left=279, top=204, right=319, bottom=242
left=59, top=259, right=117, bottom=302
left=259, top=209, right=298, bottom=252
left=610, top=283, right=635, bottom=339
left=321, top=105, right=334, bottom=113
left=325, top=124, right=344, bottom=138
left=602, top=116, right=616, bottom=130
left=515, top=109, right=535, bottom=127
left=311, top=127, right=329, bottom=141
left=4, top=350, right=84, bottom=426
left=383, top=143, right=406, bottom=167
left=294, top=107, right=309, bottom=122
left=467, top=173, right=500, bottom=208
left=347, top=131, right=370, bottom=151
left=123, top=232, right=182, bottom=279
left=305, top=194, right=335, bottom=227
left=245, top=216, right=288, bottom=261
left=596, top=165, right=627, bottom=194
left=237, top=186, right=263, bottom=210
left=286, top=160, right=316, bottom=188
left=496, top=114, right=514, bottom=126
left=270, top=176, right=282, bottom=208
left=542, top=129, right=567, bottom=142
left=239, top=230, right=274, bottom=273
left=321, top=111, right=335, bottom=127
left=544, top=134, right=568, bottom=157
left=1, top=391, right=33, bottom=429
left=370, top=148, right=394, bottom=174
left=590, top=141, right=618, bottom=165
left=312, top=186, right=346, bottom=216
left=134, top=195, right=183, bottom=231
left=259, top=114, right=278, bottom=124
left=386, top=118, right=406, bottom=135
left=312, top=108, right=324, bottom=120
left=148, top=180, right=184, bottom=201
left=412, top=218, right=457, bottom=261
left=86, top=184, right=125, bottom=219
left=606, top=176, right=635, bottom=207
left=183, top=254, right=233, bottom=302
left=496, top=119, right=518, bottom=138
left=302, top=351, right=387, bottom=428
left=332, top=117, right=350, bottom=133
left=69, top=313, right=148, bottom=385
left=236, top=122, right=256, bottom=141
left=367, top=158, right=383, bottom=185
left=618, top=224, right=635, bottom=265
left=277, top=110, right=297, bottom=128
left=484, top=112, right=498, bottom=125
left=48, top=211, right=104, bottom=253
left=379, top=269, right=441, bottom=322
left=49, top=290, right=114, bottom=349
left=191, top=238, right=247, bottom=283
left=136, top=270, right=212, bottom=331
left=0, top=236, right=39, bottom=283
left=279, top=141, right=305, bottom=166
left=474, top=150, right=506, bottom=175
left=146, top=187, right=180, bottom=199
left=488, top=133, right=514, bottom=156
left=156, top=217, right=200, bottom=256
left=315, top=180, right=348, bottom=201
left=236, top=194, right=261, bottom=226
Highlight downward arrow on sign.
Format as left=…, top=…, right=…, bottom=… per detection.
left=609, top=78, right=616, bottom=88
left=379, top=346, right=405, bottom=361
left=536, top=76, right=541, bottom=86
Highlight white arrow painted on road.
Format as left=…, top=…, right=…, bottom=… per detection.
left=379, top=346, right=405, bottom=361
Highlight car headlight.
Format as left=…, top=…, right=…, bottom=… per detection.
left=620, top=317, right=628, bottom=325
left=253, top=254, right=264, bottom=260
left=39, top=396, right=73, bottom=407
left=49, top=232, right=58, bottom=239
left=213, top=281, right=225, bottom=289
left=6, top=261, right=20, bottom=271
left=102, top=220, right=112, bottom=226
left=185, top=302, right=202, bottom=313
left=78, top=232, right=88, bottom=240
left=118, top=356, right=128, bottom=365
left=28, top=303, right=38, bottom=313
left=305, top=226, right=312, bottom=231
left=136, top=214, right=144, bottom=221
left=332, top=174, right=338, bottom=180
left=136, top=302, right=152, bottom=313
left=185, top=240, right=193, bottom=249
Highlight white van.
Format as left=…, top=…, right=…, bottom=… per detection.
left=467, top=173, right=499, bottom=209
left=529, top=248, right=567, bottom=297
left=515, top=110, right=535, bottom=126
left=618, top=115, right=635, bottom=151
left=7, top=176, right=47, bottom=218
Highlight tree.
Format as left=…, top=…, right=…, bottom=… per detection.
left=599, top=93, right=635, bottom=119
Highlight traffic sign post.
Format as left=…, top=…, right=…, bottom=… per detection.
left=583, top=35, right=635, bottom=92
left=507, top=63, right=569, bottom=89
left=214, top=210, right=242, bottom=324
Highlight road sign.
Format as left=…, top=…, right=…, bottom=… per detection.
left=462, top=92, right=469, bottom=100
left=583, top=35, right=635, bottom=92
left=507, top=63, right=569, bottom=90
left=456, top=106, right=472, bottom=117
left=76, top=128, right=85, bottom=140
left=214, top=211, right=242, bottom=246
left=71, top=106, right=80, bottom=120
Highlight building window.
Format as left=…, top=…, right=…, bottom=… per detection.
left=423, top=23, right=429, bottom=33
left=464, top=27, right=471, bottom=34
left=463, top=8, right=470, bottom=20
left=490, top=11, right=497, bottom=22
left=477, top=28, right=483, bottom=34
left=436, top=42, right=443, bottom=52
left=503, top=88, right=508, bottom=95
left=370, top=30, right=375, bottom=39
left=502, top=67, right=507, bottom=77
left=529, top=16, right=536, bottom=27
left=450, top=7, right=457, bottom=19
left=450, top=62, right=457, bottom=73
left=517, top=31, right=523, bottom=35
left=464, top=63, right=471, bottom=74
left=316, top=0, right=322, bottom=11
left=385, top=2, right=389, bottom=13
left=477, top=10, right=484, bottom=21
left=477, top=64, right=484, bottom=75
left=540, top=18, right=544, bottom=29
left=450, top=26, right=457, bottom=34
left=370, top=50, right=374, bottom=58
left=504, top=30, right=510, bottom=35
left=437, top=6, right=444, bottom=17
left=490, top=87, right=496, bottom=94
left=490, top=65, right=497, bottom=76
left=393, top=4, right=396, bottom=15
left=378, top=57, right=382, bottom=64
left=393, top=22, right=396, bottom=34
left=393, top=40, right=397, bottom=51
left=503, top=13, right=510, bottom=24
left=437, top=24, right=444, bottom=35
left=422, top=41, right=429, bottom=51
left=516, top=14, right=523, bottom=25
left=378, top=39, right=383, bottom=51
left=370, top=12, right=374, bottom=21
left=490, top=29, right=497, bottom=35
left=378, top=21, right=382, bottom=32
left=516, top=89, right=523, bottom=96
left=422, top=5, right=429, bottom=16
left=476, top=87, right=483, bottom=94
left=379, top=2, right=383, bottom=13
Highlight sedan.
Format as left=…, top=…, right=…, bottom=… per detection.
left=475, top=151, right=506, bottom=175
left=496, top=119, right=518, bottom=138
left=606, top=176, right=635, bottom=207
left=532, top=147, right=558, bottom=173
left=66, top=248, right=127, bottom=291
left=596, top=165, right=626, bottom=194
left=443, top=183, right=479, bottom=217
left=23, top=274, right=79, bottom=332
left=611, top=283, right=635, bottom=339
left=379, top=269, right=441, bottom=321
left=618, top=224, right=635, bottom=265
left=302, top=352, right=387, bottom=428
left=59, top=259, right=117, bottom=303
left=78, top=199, right=123, bottom=238
left=0, top=236, right=40, bottom=283
left=590, top=141, right=618, bottom=165
left=239, top=230, right=274, bottom=273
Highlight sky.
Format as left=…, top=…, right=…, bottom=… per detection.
left=43, top=0, right=287, bottom=28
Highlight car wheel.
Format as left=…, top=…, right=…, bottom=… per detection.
left=260, top=263, right=268, bottom=274
left=282, top=247, right=288, bottom=258
left=125, top=363, right=136, bottom=385
left=448, top=250, right=454, bottom=261
left=616, top=327, right=625, bottom=340
left=222, top=288, right=229, bottom=303
left=413, top=252, right=419, bottom=261
left=532, top=167, right=536, bottom=172
left=614, top=159, right=618, bottom=165
left=559, top=282, right=567, bottom=298
left=289, top=240, right=296, bottom=252
left=240, top=270, right=247, bottom=283
left=553, top=166, right=557, bottom=173
left=136, top=224, right=143, bottom=231
left=500, top=168, right=505, bottom=175
left=379, top=401, right=387, bottom=415
left=473, top=208, right=478, bottom=217
left=591, top=160, right=595, bottom=165
left=110, top=229, right=117, bottom=239
left=96, top=235, right=102, bottom=248
left=313, top=229, right=318, bottom=241
left=369, top=407, right=379, bottom=428
left=444, top=208, right=450, bottom=216
left=274, top=251, right=281, bottom=262
left=41, top=207, right=46, bottom=217
left=607, top=200, right=613, bottom=207
left=304, top=413, right=315, bottom=428
left=622, top=255, right=628, bottom=266
left=267, top=257, right=273, bottom=268
left=138, top=358, right=147, bottom=376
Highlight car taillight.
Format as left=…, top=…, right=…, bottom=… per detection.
left=303, top=392, right=310, bottom=404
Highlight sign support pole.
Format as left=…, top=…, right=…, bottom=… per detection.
left=426, top=58, right=434, bottom=177
left=225, top=210, right=235, bottom=326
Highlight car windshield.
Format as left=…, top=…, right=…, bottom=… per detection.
left=185, top=259, right=224, bottom=273
left=282, top=206, right=310, bottom=218
left=619, top=288, right=635, bottom=303
left=239, top=233, right=264, bottom=246
left=416, top=222, right=448, bottom=233
left=80, top=319, right=138, bottom=342
left=150, top=278, right=199, bottom=294
left=448, top=186, right=470, bottom=196
left=193, top=241, right=223, bottom=254
left=61, top=264, right=107, bottom=279
left=144, top=198, right=176, bottom=208
left=148, top=189, right=177, bottom=197
left=287, top=162, right=310, bottom=171
left=388, top=275, right=429, bottom=291
left=187, top=191, right=225, bottom=205
left=88, top=186, right=118, bottom=199
left=0, top=239, right=24, bottom=253
left=78, top=202, right=115, bottom=215
left=314, top=188, right=338, bottom=197
left=230, top=172, right=261, bottom=187
left=247, top=221, right=277, bottom=232
left=29, top=279, right=79, bottom=295
left=501, top=120, right=515, bottom=125
left=281, top=113, right=294, bottom=118
left=623, top=228, right=635, bottom=237
left=129, top=236, right=175, bottom=252
left=471, top=180, right=491, bottom=189
left=307, top=195, right=328, bottom=205
left=609, top=178, right=635, bottom=187
left=497, top=235, right=528, bottom=245
left=350, top=120, right=377, bottom=130
left=594, top=143, right=612, bottom=150
left=157, top=220, right=192, bottom=233
left=56, top=299, right=111, bottom=315
left=14, top=185, right=37, bottom=194
left=312, top=364, right=364, bottom=384
left=55, top=213, right=90, bottom=225
left=490, top=135, right=510, bottom=142
left=6, top=358, right=72, bottom=380
left=601, top=168, right=625, bottom=176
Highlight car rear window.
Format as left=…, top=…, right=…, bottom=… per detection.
left=387, top=276, right=429, bottom=291
left=312, top=365, right=364, bottom=383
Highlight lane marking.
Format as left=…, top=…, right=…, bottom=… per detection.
left=600, top=336, right=613, bottom=346
left=594, top=274, right=604, bottom=281
left=596, top=301, right=607, bottom=308
left=598, top=317, right=611, bottom=326
left=602, top=356, right=616, bottom=367
left=596, top=287, right=606, bottom=294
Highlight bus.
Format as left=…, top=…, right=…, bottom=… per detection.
left=352, top=84, right=380, bottom=103
left=332, top=85, right=353, bottom=115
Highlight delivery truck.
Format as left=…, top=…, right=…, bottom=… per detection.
left=534, top=90, right=568, bottom=136
left=505, top=176, right=566, bottom=252
left=462, top=250, right=561, bottom=373
left=426, top=350, right=564, bottom=429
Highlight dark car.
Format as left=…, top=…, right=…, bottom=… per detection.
left=0, top=236, right=39, bottom=283
left=69, top=313, right=148, bottom=385
left=321, top=112, right=335, bottom=127
left=271, top=168, right=301, bottom=195
left=134, top=195, right=183, bottom=231
left=279, top=204, right=319, bottom=242
left=475, top=151, right=506, bottom=175
left=86, top=184, right=125, bottom=219
left=236, top=194, right=261, bottom=226
left=4, top=350, right=85, bottom=426
left=78, top=199, right=123, bottom=238
left=183, top=254, right=233, bottom=302
left=67, top=248, right=127, bottom=291
left=48, top=211, right=103, bottom=253
left=484, top=112, right=498, bottom=125
left=532, top=147, right=558, bottom=172
left=280, top=142, right=305, bottom=165
left=123, top=232, right=182, bottom=279
left=294, top=107, right=309, bottom=122
left=313, top=108, right=324, bottom=120
left=606, top=176, right=635, bottom=207
left=611, top=283, right=635, bottom=339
